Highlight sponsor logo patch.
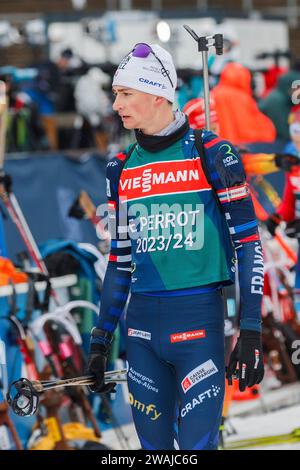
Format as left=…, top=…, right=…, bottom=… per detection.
left=128, top=367, right=158, bottom=393
left=119, top=159, right=211, bottom=201
left=170, top=329, right=206, bottom=343
left=139, top=77, right=167, bottom=89
left=254, top=349, right=260, bottom=369
left=128, top=393, right=162, bottom=421
left=128, top=328, right=151, bottom=340
left=181, top=359, right=218, bottom=393
left=181, top=384, right=222, bottom=418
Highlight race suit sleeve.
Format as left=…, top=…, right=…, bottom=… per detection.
left=94, top=153, right=132, bottom=345
left=276, top=173, right=296, bottom=222
left=203, top=132, right=264, bottom=333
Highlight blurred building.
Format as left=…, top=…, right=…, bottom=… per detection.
left=0, top=0, right=298, bottom=67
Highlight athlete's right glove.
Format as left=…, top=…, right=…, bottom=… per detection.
left=87, top=328, right=116, bottom=394
left=264, top=213, right=282, bottom=237
left=226, top=329, right=264, bottom=392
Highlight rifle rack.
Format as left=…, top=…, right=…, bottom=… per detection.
left=0, top=274, right=77, bottom=298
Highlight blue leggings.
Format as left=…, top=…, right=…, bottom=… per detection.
left=126, top=291, right=225, bottom=450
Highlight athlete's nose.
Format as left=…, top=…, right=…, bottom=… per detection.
left=113, top=94, right=123, bottom=112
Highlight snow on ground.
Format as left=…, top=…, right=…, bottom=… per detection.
left=224, top=381, right=300, bottom=450
left=225, top=402, right=300, bottom=450
left=101, top=381, right=300, bottom=450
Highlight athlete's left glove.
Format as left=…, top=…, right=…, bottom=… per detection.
left=226, top=329, right=264, bottom=392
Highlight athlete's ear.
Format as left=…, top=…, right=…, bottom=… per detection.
left=154, top=96, right=165, bottom=106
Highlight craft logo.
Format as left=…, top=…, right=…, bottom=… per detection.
left=170, top=329, right=206, bottom=344
left=181, top=385, right=222, bottom=418
left=139, top=78, right=166, bottom=89
left=107, top=160, right=118, bottom=167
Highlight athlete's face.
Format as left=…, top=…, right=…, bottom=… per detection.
left=112, top=86, right=161, bottom=131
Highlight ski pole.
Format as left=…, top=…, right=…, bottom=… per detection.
left=183, top=26, right=223, bottom=131
left=0, top=189, right=49, bottom=274
left=9, top=192, right=49, bottom=274
left=0, top=81, right=7, bottom=169
left=0, top=176, right=61, bottom=305
left=7, top=370, right=127, bottom=417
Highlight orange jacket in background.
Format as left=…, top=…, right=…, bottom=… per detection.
left=212, top=62, right=276, bottom=145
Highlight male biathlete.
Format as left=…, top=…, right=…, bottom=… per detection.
left=87, top=43, right=264, bottom=450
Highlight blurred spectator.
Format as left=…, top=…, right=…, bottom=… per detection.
left=259, top=69, right=300, bottom=141
left=0, top=73, right=46, bottom=152
left=22, top=64, right=59, bottom=150
left=211, top=62, right=276, bottom=145
left=183, top=96, right=219, bottom=134
left=284, top=105, right=300, bottom=156
left=261, top=65, right=287, bottom=99
left=73, top=67, right=111, bottom=154
left=55, top=48, right=86, bottom=112
left=6, top=90, right=46, bottom=152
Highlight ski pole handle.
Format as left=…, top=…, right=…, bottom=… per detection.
left=31, top=368, right=128, bottom=392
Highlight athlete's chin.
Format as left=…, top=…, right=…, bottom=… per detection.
left=121, top=117, right=137, bottom=130
left=123, top=122, right=136, bottom=130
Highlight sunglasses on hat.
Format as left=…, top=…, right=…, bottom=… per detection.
left=130, top=43, right=174, bottom=89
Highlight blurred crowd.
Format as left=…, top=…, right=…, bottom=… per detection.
left=1, top=31, right=300, bottom=156
left=0, top=48, right=120, bottom=155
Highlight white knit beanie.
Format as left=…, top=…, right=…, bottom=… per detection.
left=112, top=44, right=177, bottom=103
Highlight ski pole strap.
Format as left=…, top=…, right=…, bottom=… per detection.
left=91, top=327, right=114, bottom=346
left=194, top=129, right=223, bottom=213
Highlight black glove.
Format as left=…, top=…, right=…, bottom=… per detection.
left=226, top=329, right=264, bottom=392
left=87, top=329, right=116, bottom=394
left=264, top=213, right=281, bottom=236
left=285, top=219, right=300, bottom=239
left=274, top=153, right=300, bottom=172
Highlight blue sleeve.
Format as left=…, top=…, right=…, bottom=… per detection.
left=202, top=131, right=264, bottom=332
left=94, top=154, right=132, bottom=345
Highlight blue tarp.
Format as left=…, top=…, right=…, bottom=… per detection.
left=3, top=152, right=108, bottom=262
